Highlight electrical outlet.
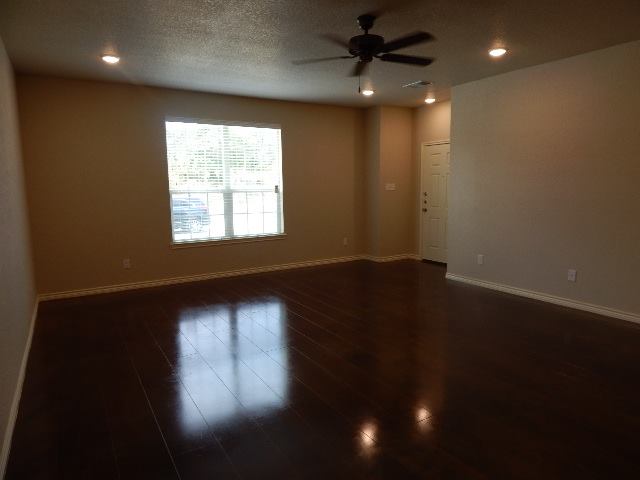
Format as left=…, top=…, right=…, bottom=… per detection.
left=343, top=237, right=348, bottom=246
left=477, top=254, right=484, bottom=265
left=122, top=258, right=131, bottom=269
left=567, top=269, right=577, bottom=282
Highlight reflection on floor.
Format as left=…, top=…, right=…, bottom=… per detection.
left=176, top=301, right=289, bottom=429
left=7, top=260, right=640, bottom=479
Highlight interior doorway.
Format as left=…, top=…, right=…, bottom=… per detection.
left=420, top=141, right=450, bottom=263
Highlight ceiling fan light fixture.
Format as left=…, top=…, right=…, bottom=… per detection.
left=424, top=82, right=436, bottom=104
left=489, top=47, right=507, bottom=57
left=101, top=54, right=120, bottom=64
left=361, top=89, right=375, bottom=96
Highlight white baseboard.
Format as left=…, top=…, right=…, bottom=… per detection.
left=445, top=273, right=640, bottom=324
left=38, top=254, right=422, bottom=301
left=38, top=254, right=416, bottom=301
left=364, top=253, right=421, bottom=262
left=0, top=300, right=38, bottom=479
left=39, top=255, right=369, bottom=301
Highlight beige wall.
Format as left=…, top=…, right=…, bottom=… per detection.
left=0, top=38, right=35, bottom=472
left=364, top=106, right=415, bottom=257
left=449, top=40, right=640, bottom=315
left=17, top=75, right=367, bottom=295
left=364, top=107, right=381, bottom=255
left=413, top=101, right=451, bottom=252
left=414, top=101, right=451, bottom=146
left=378, top=106, right=414, bottom=256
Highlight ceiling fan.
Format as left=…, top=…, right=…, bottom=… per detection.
left=293, top=13, right=435, bottom=77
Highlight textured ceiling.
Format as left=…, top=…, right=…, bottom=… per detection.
left=1, top=0, right=639, bottom=107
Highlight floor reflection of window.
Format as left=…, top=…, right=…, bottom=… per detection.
left=176, top=299, right=288, bottom=431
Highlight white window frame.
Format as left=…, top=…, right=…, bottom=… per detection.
left=164, top=117, right=285, bottom=247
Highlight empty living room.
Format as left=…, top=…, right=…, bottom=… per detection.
left=1, top=0, right=639, bottom=478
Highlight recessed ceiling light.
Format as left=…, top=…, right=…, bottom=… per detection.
left=101, top=54, right=120, bottom=64
left=424, top=97, right=436, bottom=104
left=489, top=48, right=507, bottom=57
left=361, top=89, right=374, bottom=96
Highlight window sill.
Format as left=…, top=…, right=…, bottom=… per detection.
left=170, top=233, right=287, bottom=249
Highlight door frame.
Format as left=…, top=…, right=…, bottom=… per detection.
left=419, top=140, right=450, bottom=261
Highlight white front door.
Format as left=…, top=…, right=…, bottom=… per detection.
left=420, top=142, right=450, bottom=263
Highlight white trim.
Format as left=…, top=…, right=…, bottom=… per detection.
left=364, top=253, right=421, bottom=263
left=445, top=273, right=640, bottom=324
left=38, top=255, right=422, bottom=301
left=1, top=300, right=39, bottom=478
left=165, top=116, right=281, bottom=130
left=170, top=233, right=287, bottom=249
left=422, top=140, right=450, bottom=147
left=38, top=255, right=359, bottom=301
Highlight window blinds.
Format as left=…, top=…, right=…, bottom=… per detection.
left=165, top=120, right=284, bottom=243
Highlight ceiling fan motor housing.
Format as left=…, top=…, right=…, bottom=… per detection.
left=348, top=34, right=384, bottom=62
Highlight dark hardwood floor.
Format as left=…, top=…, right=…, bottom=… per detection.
left=7, top=260, right=640, bottom=479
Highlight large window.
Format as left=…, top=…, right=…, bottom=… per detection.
left=164, top=119, right=284, bottom=244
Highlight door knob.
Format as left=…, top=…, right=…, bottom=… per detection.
left=422, top=208, right=427, bottom=212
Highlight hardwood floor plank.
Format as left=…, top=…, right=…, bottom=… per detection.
left=7, top=261, right=640, bottom=478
